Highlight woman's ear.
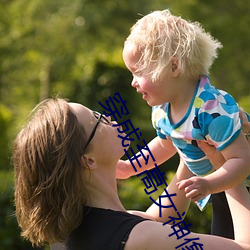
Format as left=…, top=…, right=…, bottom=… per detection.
left=171, top=57, right=180, bottom=77
left=82, top=155, right=97, bottom=169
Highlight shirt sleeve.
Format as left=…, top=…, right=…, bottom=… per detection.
left=197, top=90, right=241, bottom=150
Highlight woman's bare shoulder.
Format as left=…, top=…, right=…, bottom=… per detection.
left=124, top=220, right=177, bottom=250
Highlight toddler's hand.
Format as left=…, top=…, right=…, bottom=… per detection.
left=177, top=176, right=211, bottom=202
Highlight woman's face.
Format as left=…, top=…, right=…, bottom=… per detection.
left=68, top=103, right=128, bottom=162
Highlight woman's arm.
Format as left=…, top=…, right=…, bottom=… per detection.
left=129, top=159, right=193, bottom=221
left=125, top=183, right=250, bottom=250
left=225, top=184, right=250, bottom=244
left=127, top=120, right=250, bottom=249
left=145, top=159, right=192, bottom=222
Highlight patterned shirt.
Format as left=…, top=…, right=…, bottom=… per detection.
left=152, top=75, right=241, bottom=176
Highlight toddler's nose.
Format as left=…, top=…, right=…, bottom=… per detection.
left=131, top=78, right=138, bottom=88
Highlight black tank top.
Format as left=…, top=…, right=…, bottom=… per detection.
left=66, top=206, right=148, bottom=250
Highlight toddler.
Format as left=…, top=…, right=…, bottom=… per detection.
left=119, top=9, right=250, bottom=238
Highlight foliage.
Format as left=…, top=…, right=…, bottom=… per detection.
left=239, top=95, right=250, bottom=112
left=187, top=1, right=250, bottom=101
left=0, top=0, right=249, bottom=248
left=0, top=104, right=13, bottom=170
left=1, top=0, right=249, bottom=170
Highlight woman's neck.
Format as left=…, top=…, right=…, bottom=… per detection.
left=84, top=164, right=126, bottom=212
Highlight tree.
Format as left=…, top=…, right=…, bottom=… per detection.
left=0, top=1, right=249, bottom=248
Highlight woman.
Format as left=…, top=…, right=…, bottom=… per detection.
left=13, top=98, right=250, bottom=249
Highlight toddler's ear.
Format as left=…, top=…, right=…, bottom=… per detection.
left=171, top=57, right=180, bottom=76
left=171, top=62, right=178, bottom=72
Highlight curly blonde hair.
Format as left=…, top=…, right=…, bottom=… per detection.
left=125, top=9, right=222, bottom=81
left=13, top=98, right=88, bottom=246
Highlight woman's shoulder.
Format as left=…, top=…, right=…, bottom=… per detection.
left=66, top=207, right=149, bottom=250
left=124, top=220, right=177, bottom=250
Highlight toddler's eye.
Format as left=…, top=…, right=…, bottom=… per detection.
left=134, top=71, right=142, bottom=77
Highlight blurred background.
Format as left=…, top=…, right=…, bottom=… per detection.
left=0, top=0, right=249, bottom=249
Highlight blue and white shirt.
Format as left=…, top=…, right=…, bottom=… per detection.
left=152, top=75, right=242, bottom=176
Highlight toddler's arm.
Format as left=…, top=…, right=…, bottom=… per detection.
left=178, top=132, right=250, bottom=201
left=116, top=136, right=177, bottom=179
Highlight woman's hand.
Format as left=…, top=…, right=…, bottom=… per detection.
left=239, top=107, right=250, bottom=141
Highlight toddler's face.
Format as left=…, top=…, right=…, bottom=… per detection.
left=123, top=43, right=173, bottom=106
